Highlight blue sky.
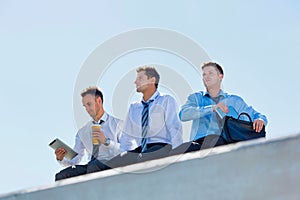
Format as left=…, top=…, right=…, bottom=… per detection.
left=0, top=0, right=300, bottom=195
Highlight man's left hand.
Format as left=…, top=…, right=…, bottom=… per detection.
left=253, top=119, right=264, bottom=133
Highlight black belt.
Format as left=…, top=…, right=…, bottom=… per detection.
left=146, top=142, right=169, bottom=148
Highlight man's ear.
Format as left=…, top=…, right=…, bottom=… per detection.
left=219, top=74, right=224, bottom=81
left=149, top=77, right=156, bottom=85
left=96, top=96, right=102, bottom=105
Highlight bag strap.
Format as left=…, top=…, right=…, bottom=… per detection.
left=237, top=112, right=252, bottom=123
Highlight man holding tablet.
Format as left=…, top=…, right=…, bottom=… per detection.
left=53, top=86, right=122, bottom=181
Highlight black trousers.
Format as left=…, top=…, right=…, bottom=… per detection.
left=168, top=135, right=227, bottom=156
left=55, top=159, right=107, bottom=181
left=99, top=143, right=172, bottom=170
left=56, top=143, right=172, bottom=180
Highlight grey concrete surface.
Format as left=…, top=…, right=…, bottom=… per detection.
left=1, top=133, right=300, bottom=200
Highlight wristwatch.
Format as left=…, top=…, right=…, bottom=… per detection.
left=104, top=138, right=111, bottom=146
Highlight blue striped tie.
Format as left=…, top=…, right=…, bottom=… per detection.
left=141, top=100, right=153, bottom=153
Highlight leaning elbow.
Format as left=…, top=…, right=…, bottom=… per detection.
left=179, top=112, right=189, bottom=122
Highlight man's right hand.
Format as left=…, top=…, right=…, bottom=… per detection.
left=213, top=102, right=229, bottom=114
left=55, top=147, right=67, bottom=161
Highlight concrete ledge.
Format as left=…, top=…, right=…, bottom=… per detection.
left=1, top=133, right=300, bottom=200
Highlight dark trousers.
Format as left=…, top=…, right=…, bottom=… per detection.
left=55, top=159, right=107, bottom=181
left=169, top=135, right=227, bottom=156
left=56, top=143, right=171, bottom=180
left=101, top=143, right=172, bottom=170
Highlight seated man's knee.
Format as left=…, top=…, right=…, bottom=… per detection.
left=55, top=172, right=67, bottom=181
left=87, top=160, right=108, bottom=173
left=55, top=165, right=87, bottom=181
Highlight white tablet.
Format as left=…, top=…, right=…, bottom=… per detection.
left=49, top=138, right=78, bottom=160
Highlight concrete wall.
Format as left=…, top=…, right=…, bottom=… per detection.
left=1, top=134, right=300, bottom=200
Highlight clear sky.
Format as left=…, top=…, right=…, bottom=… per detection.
left=1, top=0, right=300, bottom=195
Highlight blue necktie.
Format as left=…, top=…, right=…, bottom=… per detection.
left=141, top=100, right=153, bottom=153
left=91, top=119, right=104, bottom=161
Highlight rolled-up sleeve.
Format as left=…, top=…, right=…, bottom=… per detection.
left=179, top=93, right=213, bottom=121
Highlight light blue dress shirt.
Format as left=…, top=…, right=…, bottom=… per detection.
left=179, top=90, right=268, bottom=141
left=120, top=90, right=183, bottom=151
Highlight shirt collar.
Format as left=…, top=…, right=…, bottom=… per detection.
left=142, top=90, right=160, bottom=104
left=204, top=89, right=226, bottom=98
left=92, top=112, right=108, bottom=124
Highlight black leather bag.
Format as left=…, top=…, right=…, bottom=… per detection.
left=221, top=112, right=266, bottom=143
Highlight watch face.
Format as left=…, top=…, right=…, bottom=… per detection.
left=105, top=138, right=111, bottom=146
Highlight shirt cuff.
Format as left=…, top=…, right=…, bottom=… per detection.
left=202, top=105, right=214, bottom=114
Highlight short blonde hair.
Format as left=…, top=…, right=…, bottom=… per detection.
left=80, top=86, right=103, bottom=103
left=136, top=65, right=160, bottom=88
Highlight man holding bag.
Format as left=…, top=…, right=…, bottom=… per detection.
left=169, top=62, right=267, bottom=155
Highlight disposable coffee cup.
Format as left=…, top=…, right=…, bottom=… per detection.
left=91, top=125, right=101, bottom=145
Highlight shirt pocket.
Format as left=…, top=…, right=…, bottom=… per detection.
left=149, top=111, right=165, bottom=137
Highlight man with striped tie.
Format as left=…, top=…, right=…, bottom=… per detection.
left=100, top=65, right=183, bottom=169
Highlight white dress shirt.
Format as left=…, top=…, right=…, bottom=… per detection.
left=120, top=90, right=183, bottom=151
left=58, top=112, right=123, bottom=167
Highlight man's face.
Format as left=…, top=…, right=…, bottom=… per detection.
left=134, top=71, right=152, bottom=93
left=202, top=66, right=223, bottom=88
left=82, top=94, right=101, bottom=119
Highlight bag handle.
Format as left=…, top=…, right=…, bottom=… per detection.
left=237, top=112, right=252, bottom=123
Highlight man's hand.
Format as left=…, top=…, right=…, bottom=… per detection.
left=92, top=129, right=107, bottom=144
left=55, top=148, right=67, bottom=161
left=213, top=102, right=229, bottom=114
left=253, top=119, right=264, bottom=133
